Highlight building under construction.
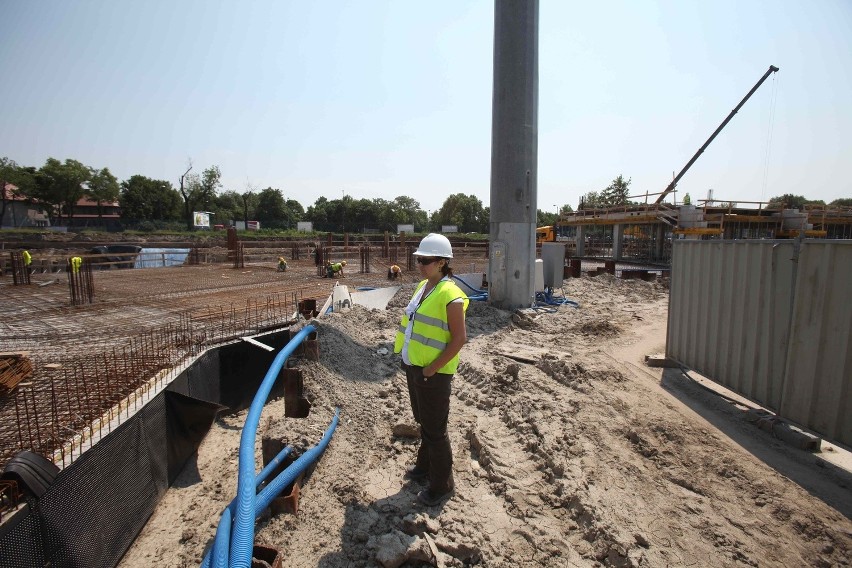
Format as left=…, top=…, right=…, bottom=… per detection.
left=542, top=201, right=852, bottom=266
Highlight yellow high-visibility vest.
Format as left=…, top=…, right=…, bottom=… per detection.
left=71, top=257, right=82, bottom=274
left=394, top=279, right=468, bottom=374
left=22, top=250, right=32, bottom=266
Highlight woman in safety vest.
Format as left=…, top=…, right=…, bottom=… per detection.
left=394, top=233, right=468, bottom=506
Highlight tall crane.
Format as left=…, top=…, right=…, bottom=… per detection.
left=655, top=65, right=779, bottom=205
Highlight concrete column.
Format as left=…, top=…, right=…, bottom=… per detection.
left=613, top=224, right=624, bottom=260
left=488, top=0, right=539, bottom=310
left=576, top=226, right=585, bottom=257
left=654, top=224, right=665, bottom=260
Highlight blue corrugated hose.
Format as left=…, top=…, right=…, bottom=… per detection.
left=228, top=325, right=316, bottom=568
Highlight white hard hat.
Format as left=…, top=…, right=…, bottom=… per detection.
left=414, top=233, right=453, bottom=258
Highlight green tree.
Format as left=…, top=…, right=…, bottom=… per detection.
left=120, top=175, right=181, bottom=223
left=212, top=190, right=244, bottom=225
left=347, top=198, right=376, bottom=232
left=179, top=164, right=221, bottom=230
left=392, top=196, right=426, bottom=227
left=240, top=191, right=257, bottom=227
left=601, top=175, right=631, bottom=206
left=0, top=157, right=34, bottom=224
left=255, top=187, right=287, bottom=228
left=305, top=197, right=332, bottom=231
left=579, top=191, right=601, bottom=209
left=88, top=167, right=120, bottom=226
left=284, top=198, right=305, bottom=228
left=35, top=158, right=91, bottom=225
left=830, top=198, right=852, bottom=207
left=768, top=194, right=809, bottom=209
left=434, top=194, right=487, bottom=233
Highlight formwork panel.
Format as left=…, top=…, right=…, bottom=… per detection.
left=781, top=241, right=852, bottom=445
left=667, top=240, right=794, bottom=411
left=668, top=239, right=852, bottom=447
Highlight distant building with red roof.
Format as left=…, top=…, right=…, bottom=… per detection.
left=68, top=196, right=122, bottom=230
left=1, top=183, right=122, bottom=229
left=1, top=183, right=50, bottom=228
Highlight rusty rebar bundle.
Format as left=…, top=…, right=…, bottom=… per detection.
left=10, top=252, right=31, bottom=286
left=359, top=246, right=371, bottom=273
left=67, top=257, right=94, bottom=305
left=233, top=243, right=245, bottom=269
left=0, top=353, right=33, bottom=394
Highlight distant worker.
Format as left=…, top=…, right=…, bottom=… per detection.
left=22, top=250, right=32, bottom=273
left=70, top=256, right=82, bottom=274
left=326, top=260, right=347, bottom=279
left=388, top=264, right=401, bottom=280
left=277, top=257, right=288, bottom=272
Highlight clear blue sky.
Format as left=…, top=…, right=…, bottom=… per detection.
left=2, top=0, right=850, bottom=213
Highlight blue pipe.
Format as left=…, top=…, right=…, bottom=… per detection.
left=201, top=446, right=294, bottom=568
left=452, top=275, right=487, bottom=295
left=255, top=445, right=294, bottom=489
left=201, top=411, right=337, bottom=568
left=229, top=324, right=316, bottom=568
left=211, top=508, right=231, bottom=568
left=255, top=408, right=339, bottom=513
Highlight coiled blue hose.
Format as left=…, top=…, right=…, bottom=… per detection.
left=535, top=287, right=580, bottom=308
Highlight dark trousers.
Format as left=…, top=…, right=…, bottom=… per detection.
left=404, top=363, right=454, bottom=493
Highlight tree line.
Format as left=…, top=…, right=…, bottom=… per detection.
left=1, top=157, right=509, bottom=233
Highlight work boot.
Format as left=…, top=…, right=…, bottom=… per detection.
left=417, top=485, right=455, bottom=506
left=403, top=465, right=429, bottom=481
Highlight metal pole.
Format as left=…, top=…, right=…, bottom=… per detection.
left=488, top=0, right=539, bottom=310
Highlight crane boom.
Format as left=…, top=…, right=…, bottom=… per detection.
left=655, top=64, right=779, bottom=205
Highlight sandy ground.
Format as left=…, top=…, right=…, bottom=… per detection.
left=119, top=275, right=851, bottom=567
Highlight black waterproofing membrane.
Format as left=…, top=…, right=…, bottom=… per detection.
left=0, top=330, right=293, bottom=568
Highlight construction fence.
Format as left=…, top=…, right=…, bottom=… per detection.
left=667, top=239, right=852, bottom=447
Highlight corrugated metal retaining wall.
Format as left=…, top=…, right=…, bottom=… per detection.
left=667, top=239, right=852, bottom=447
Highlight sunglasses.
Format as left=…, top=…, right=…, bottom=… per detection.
left=416, top=257, right=440, bottom=265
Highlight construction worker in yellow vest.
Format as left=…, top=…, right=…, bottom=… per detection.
left=277, top=257, right=288, bottom=272
left=393, top=233, right=468, bottom=507
left=326, top=260, right=346, bottom=278
left=70, top=256, right=82, bottom=274
left=22, top=250, right=32, bottom=273
left=387, top=264, right=401, bottom=280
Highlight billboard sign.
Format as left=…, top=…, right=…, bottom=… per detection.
left=441, top=225, right=459, bottom=233
left=247, top=221, right=260, bottom=231
left=397, top=224, right=414, bottom=234
left=193, top=212, right=210, bottom=229
left=297, top=221, right=313, bottom=232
